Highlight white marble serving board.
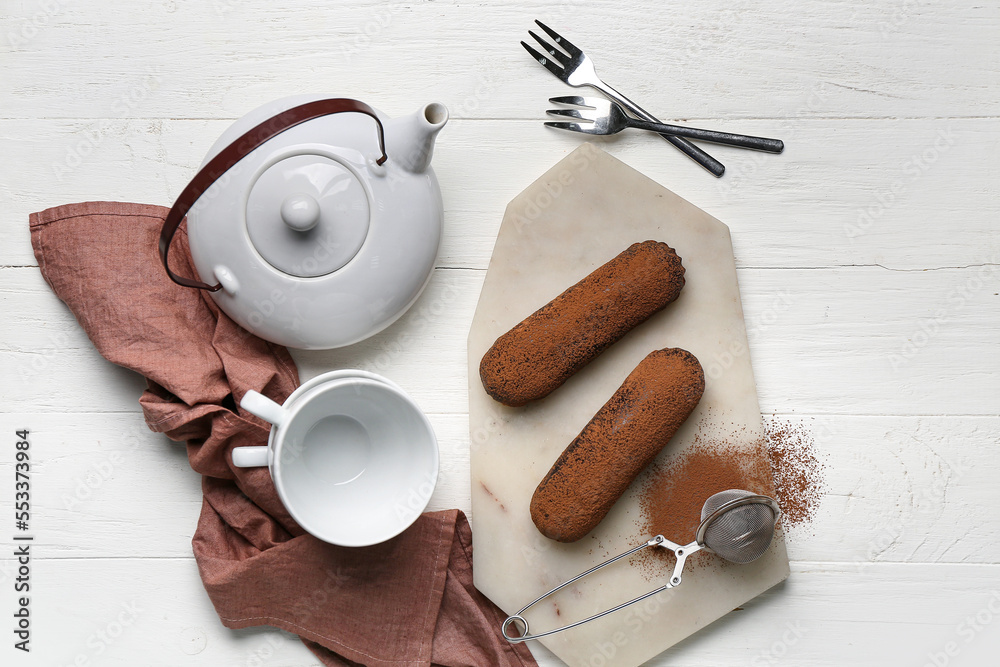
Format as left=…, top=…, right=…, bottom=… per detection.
left=468, top=145, right=789, bottom=667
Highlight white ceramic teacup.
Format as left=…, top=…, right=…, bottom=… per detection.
left=234, top=370, right=438, bottom=547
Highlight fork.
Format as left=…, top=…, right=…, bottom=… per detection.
left=521, top=20, right=726, bottom=177
left=547, top=96, right=785, bottom=153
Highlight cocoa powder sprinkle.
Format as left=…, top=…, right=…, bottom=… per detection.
left=763, top=418, right=826, bottom=528
left=636, top=416, right=826, bottom=573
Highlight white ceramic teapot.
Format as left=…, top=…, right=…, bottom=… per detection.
left=159, top=96, right=448, bottom=349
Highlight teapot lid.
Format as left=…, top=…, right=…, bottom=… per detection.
left=246, top=153, right=370, bottom=277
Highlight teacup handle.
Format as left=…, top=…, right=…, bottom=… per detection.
left=232, top=446, right=269, bottom=468
left=234, top=390, right=286, bottom=468
left=241, top=390, right=287, bottom=428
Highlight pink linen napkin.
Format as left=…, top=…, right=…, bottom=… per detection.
left=30, top=201, right=535, bottom=667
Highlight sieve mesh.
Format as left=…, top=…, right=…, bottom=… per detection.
left=698, top=489, right=777, bottom=564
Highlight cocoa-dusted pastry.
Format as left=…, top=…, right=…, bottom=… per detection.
left=530, top=348, right=705, bottom=543
left=479, top=240, right=685, bottom=407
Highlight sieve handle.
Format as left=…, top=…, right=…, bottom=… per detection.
left=501, top=536, right=702, bottom=643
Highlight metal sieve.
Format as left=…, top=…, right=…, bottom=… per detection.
left=502, top=489, right=780, bottom=643
left=697, top=489, right=778, bottom=564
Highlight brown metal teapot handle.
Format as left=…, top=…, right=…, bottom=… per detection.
left=158, top=98, right=388, bottom=291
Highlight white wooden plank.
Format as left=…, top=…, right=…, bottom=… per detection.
left=0, top=558, right=998, bottom=666
left=2, top=118, right=998, bottom=271
left=1, top=409, right=997, bottom=566
left=1, top=0, right=997, bottom=121
left=780, top=415, right=1000, bottom=567
left=4, top=262, right=998, bottom=415
left=650, top=562, right=1000, bottom=667
left=741, top=265, right=1000, bottom=416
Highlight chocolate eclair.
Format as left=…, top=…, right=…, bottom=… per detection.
left=479, top=240, right=685, bottom=407
left=530, top=348, right=705, bottom=543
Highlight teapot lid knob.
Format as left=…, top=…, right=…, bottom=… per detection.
left=245, top=154, right=370, bottom=278
left=281, top=193, right=321, bottom=232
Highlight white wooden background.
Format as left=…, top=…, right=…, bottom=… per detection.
left=1, top=1, right=999, bottom=665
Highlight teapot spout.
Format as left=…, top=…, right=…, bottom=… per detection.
left=385, top=103, right=448, bottom=174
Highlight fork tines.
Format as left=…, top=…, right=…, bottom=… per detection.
left=534, top=20, right=581, bottom=56
left=545, top=97, right=593, bottom=121
left=520, top=20, right=581, bottom=77
left=543, top=96, right=608, bottom=134
left=548, top=96, right=598, bottom=108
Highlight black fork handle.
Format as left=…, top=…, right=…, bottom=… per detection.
left=598, top=83, right=725, bottom=177
left=629, top=118, right=784, bottom=153
left=661, top=133, right=726, bottom=176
